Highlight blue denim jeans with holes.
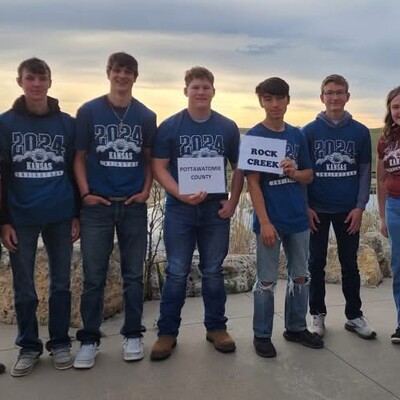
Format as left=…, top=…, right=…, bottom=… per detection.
left=157, top=200, right=230, bottom=337
left=253, top=229, right=309, bottom=338
left=76, top=201, right=147, bottom=344
left=308, top=212, right=362, bottom=320
left=386, top=196, right=400, bottom=327
left=10, top=221, right=73, bottom=354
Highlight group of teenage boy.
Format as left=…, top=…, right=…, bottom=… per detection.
left=0, top=51, right=378, bottom=377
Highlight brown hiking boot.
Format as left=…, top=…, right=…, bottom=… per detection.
left=206, top=330, right=236, bottom=353
left=150, top=336, right=177, bottom=361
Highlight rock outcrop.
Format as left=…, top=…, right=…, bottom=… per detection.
left=0, top=243, right=123, bottom=328
left=0, top=231, right=391, bottom=326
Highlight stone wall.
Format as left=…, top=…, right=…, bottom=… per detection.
left=0, top=232, right=391, bottom=326
left=0, top=243, right=123, bottom=328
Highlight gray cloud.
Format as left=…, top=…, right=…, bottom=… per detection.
left=0, top=0, right=398, bottom=127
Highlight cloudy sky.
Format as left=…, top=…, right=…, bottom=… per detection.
left=0, top=0, right=397, bottom=128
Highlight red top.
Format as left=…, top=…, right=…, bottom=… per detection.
left=377, top=125, right=400, bottom=198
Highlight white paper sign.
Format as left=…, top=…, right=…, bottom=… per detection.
left=177, top=156, right=225, bottom=195
left=238, top=135, right=287, bottom=174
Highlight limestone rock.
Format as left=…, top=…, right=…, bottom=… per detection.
left=361, top=232, right=391, bottom=278
left=154, top=253, right=257, bottom=298
left=278, top=241, right=383, bottom=287
left=0, top=242, right=124, bottom=328
left=357, top=243, right=383, bottom=287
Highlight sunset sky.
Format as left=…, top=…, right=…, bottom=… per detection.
left=0, top=0, right=398, bottom=129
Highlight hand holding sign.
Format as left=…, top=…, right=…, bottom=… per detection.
left=280, top=157, right=297, bottom=179
left=177, top=156, right=226, bottom=195
left=238, top=136, right=287, bottom=174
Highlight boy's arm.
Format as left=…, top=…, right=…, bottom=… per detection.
left=218, top=164, right=244, bottom=219
left=246, top=172, right=279, bottom=247
left=73, top=150, right=110, bottom=206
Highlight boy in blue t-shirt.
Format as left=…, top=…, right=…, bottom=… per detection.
left=73, top=52, right=156, bottom=368
left=150, top=66, right=244, bottom=360
left=302, top=74, right=375, bottom=340
left=0, top=58, right=79, bottom=376
left=246, top=77, right=324, bottom=358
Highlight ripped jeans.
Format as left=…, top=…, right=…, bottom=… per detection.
left=253, top=229, right=309, bottom=338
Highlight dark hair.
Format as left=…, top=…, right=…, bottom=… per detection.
left=184, top=66, right=214, bottom=87
left=17, top=57, right=51, bottom=80
left=320, top=74, right=349, bottom=93
left=255, top=77, right=290, bottom=98
left=107, top=52, right=138, bottom=78
left=383, top=86, right=400, bottom=140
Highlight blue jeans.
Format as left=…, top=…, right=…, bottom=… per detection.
left=157, top=200, right=230, bottom=337
left=253, top=230, right=309, bottom=338
left=386, top=196, right=400, bottom=327
left=10, top=221, right=73, bottom=354
left=308, top=212, right=362, bottom=320
left=76, top=201, right=147, bottom=344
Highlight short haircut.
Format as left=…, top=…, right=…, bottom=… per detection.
left=17, top=57, right=51, bottom=80
left=320, top=74, right=349, bottom=93
left=255, top=77, right=290, bottom=98
left=184, top=66, right=214, bottom=87
left=107, top=52, right=138, bottom=78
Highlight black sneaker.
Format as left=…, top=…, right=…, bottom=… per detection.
left=283, top=329, right=324, bottom=349
left=253, top=337, right=277, bottom=358
left=391, top=327, right=400, bottom=344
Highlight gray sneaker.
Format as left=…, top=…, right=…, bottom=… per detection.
left=73, top=344, right=99, bottom=369
left=309, top=314, right=326, bottom=337
left=123, top=338, right=144, bottom=361
left=345, top=316, right=377, bottom=339
left=51, top=347, right=73, bottom=370
left=11, top=351, right=40, bottom=377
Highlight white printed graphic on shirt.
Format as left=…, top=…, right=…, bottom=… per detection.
left=268, top=143, right=299, bottom=186
left=94, top=123, right=142, bottom=168
left=12, top=132, right=65, bottom=178
left=383, top=141, right=400, bottom=172
left=179, top=134, right=225, bottom=158
left=314, top=139, right=356, bottom=177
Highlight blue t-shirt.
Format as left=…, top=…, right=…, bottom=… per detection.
left=302, top=112, right=371, bottom=212
left=0, top=103, right=76, bottom=227
left=153, top=109, right=240, bottom=204
left=246, top=123, right=311, bottom=235
left=75, top=95, right=156, bottom=197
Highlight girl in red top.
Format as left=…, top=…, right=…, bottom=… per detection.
left=377, top=86, right=400, bottom=344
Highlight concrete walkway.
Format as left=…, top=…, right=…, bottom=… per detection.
left=0, top=279, right=399, bottom=400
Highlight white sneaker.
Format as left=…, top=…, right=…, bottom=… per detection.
left=73, top=344, right=99, bottom=369
left=123, top=337, right=144, bottom=361
left=309, top=314, right=326, bottom=337
left=345, top=316, right=376, bottom=339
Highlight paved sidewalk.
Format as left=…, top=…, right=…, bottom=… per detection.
left=0, top=279, right=399, bottom=400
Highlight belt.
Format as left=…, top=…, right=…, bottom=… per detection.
left=96, top=194, right=129, bottom=201
left=104, top=196, right=130, bottom=202
left=91, top=191, right=132, bottom=202
left=205, top=194, right=228, bottom=201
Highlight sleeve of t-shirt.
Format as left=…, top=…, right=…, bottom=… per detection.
left=359, top=126, right=372, bottom=165
left=300, top=124, right=314, bottom=163
left=377, top=134, right=385, bottom=160
left=152, top=118, right=173, bottom=159
left=0, top=119, right=12, bottom=224
left=297, top=129, right=313, bottom=170
left=0, top=120, right=11, bottom=162
left=142, top=111, right=157, bottom=149
left=356, top=126, right=372, bottom=209
left=75, top=104, right=93, bottom=151
left=227, top=121, right=241, bottom=165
